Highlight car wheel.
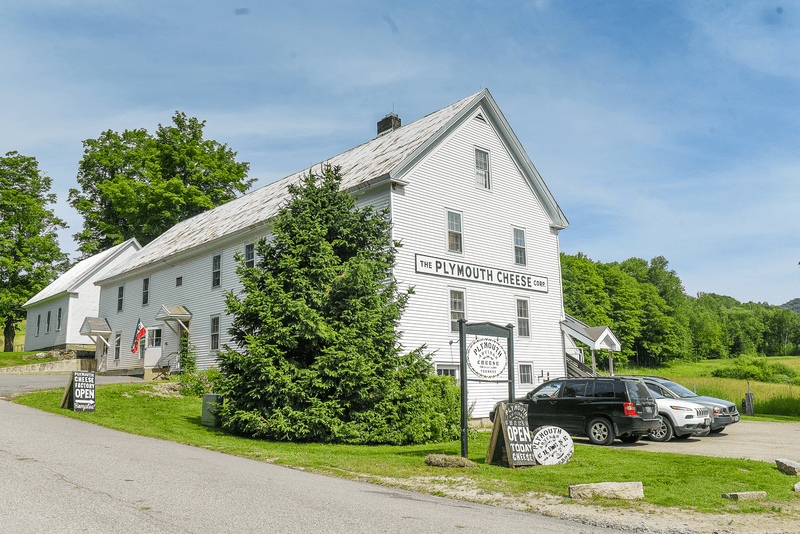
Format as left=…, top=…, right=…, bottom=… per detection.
left=587, top=417, right=615, bottom=445
left=619, top=434, right=640, bottom=443
left=648, top=416, right=674, bottom=442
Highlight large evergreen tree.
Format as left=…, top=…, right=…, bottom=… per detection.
left=0, top=152, right=69, bottom=351
left=69, top=112, right=253, bottom=257
left=215, top=165, right=459, bottom=445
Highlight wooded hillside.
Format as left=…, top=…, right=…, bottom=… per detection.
left=561, top=253, right=800, bottom=368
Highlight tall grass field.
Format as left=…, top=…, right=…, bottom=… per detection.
left=620, top=356, right=800, bottom=419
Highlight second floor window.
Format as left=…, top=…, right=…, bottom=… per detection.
left=212, top=255, right=221, bottom=288
left=447, top=211, right=462, bottom=253
left=142, top=278, right=150, bottom=305
left=245, top=244, right=255, bottom=268
left=117, top=286, right=124, bottom=312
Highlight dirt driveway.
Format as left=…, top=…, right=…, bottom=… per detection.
left=580, top=420, right=800, bottom=462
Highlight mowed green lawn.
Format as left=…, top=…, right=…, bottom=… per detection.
left=14, top=382, right=800, bottom=516
left=0, top=351, right=60, bottom=369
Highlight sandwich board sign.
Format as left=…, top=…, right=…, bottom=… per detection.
left=485, top=403, right=536, bottom=468
left=485, top=403, right=574, bottom=467
left=60, top=371, right=96, bottom=412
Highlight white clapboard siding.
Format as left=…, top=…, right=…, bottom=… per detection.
left=391, top=108, right=566, bottom=417
left=97, top=184, right=392, bottom=373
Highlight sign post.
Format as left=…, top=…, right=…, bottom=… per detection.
left=60, top=371, right=96, bottom=412
left=457, top=319, right=515, bottom=459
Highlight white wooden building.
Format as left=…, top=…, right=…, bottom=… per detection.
left=87, top=90, right=572, bottom=416
left=22, top=238, right=141, bottom=353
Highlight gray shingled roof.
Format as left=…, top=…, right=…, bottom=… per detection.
left=99, top=91, right=483, bottom=280
left=24, top=238, right=140, bottom=307
left=80, top=317, right=112, bottom=335
left=99, top=89, right=568, bottom=282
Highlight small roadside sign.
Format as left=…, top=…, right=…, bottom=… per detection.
left=60, top=371, right=96, bottom=412
left=485, top=403, right=536, bottom=468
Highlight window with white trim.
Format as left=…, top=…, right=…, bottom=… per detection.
left=210, top=316, right=220, bottom=351
left=117, top=286, right=124, bottom=312
left=447, top=211, right=463, bottom=253
left=519, top=363, right=533, bottom=385
left=142, top=278, right=150, bottom=305
left=437, top=364, right=459, bottom=380
left=449, top=289, right=465, bottom=332
left=46, top=311, right=51, bottom=333
left=516, top=298, right=530, bottom=337
left=245, top=243, right=255, bottom=268
left=513, top=228, right=526, bottom=266
left=36, top=314, right=41, bottom=336
left=475, top=148, right=490, bottom=189
left=56, top=308, right=62, bottom=331
left=147, top=328, right=162, bottom=347
left=114, top=334, right=121, bottom=360
left=212, top=255, right=221, bottom=288
left=176, top=276, right=183, bottom=287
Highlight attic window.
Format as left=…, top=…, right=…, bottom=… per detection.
left=475, top=149, right=490, bottom=189
left=474, top=113, right=486, bottom=123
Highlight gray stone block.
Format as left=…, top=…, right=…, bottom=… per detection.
left=794, top=481, right=800, bottom=492
left=776, top=458, right=800, bottom=476
left=569, top=482, right=644, bottom=500
left=721, top=491, right=767, bottom=501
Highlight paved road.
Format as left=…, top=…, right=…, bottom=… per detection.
left=0, top=401, right=616, bottom=534
left=0, top=374, right=146, bottom=399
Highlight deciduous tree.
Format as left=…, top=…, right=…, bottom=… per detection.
left=69, top=112, right=253, bottom=256
left=0, top=152, right=69, bottom=351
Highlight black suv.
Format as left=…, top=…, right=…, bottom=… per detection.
left=490, top=377, right=660, bottom=445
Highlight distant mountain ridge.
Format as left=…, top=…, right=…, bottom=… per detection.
left=780, top=298, right=800, bottom=314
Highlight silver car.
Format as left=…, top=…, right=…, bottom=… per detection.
left=640, top=377, right=740, bottom=433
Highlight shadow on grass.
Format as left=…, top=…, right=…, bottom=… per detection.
left=181, top=414, right=228, bottom=435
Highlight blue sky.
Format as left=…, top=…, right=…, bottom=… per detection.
left=2, top=0, right=799, bottom=305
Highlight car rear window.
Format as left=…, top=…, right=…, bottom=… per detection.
left=625, top=381, right=653, bottom=403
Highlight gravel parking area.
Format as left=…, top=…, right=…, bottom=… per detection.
left=601, top=420, right=800, bottom=463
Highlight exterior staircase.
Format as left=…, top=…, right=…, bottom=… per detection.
left=565, top=354, right=598, bottom=377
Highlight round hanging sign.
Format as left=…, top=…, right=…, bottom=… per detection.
left=466, top=337, right=507, bottom=379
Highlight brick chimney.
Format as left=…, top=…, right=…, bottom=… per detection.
left=377, top=112, right=401, bottom=137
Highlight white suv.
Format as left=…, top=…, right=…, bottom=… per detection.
left=648, top=390, right=711, bottom=442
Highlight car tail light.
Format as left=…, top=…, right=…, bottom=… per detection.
left=623, top=402, right=636, bottom=416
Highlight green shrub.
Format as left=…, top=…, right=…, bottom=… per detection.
left=178, top=368, right=220, bottom=397
left=711, top=356, right=796, bottom=384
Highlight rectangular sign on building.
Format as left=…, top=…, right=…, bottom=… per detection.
left=415, top=254, right=548, bottom=292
